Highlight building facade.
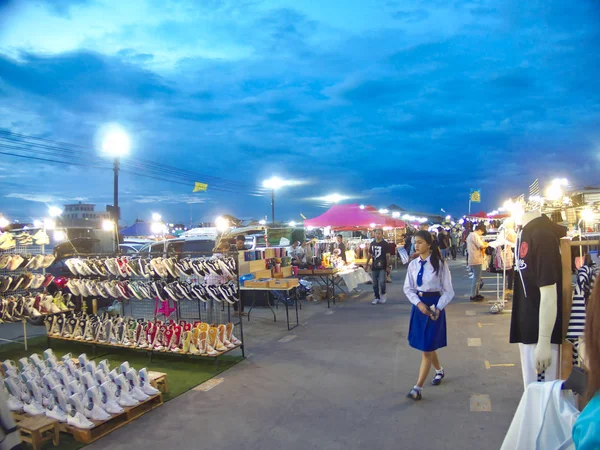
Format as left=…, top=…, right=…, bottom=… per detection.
left=61, top=202, right=111, bottom=228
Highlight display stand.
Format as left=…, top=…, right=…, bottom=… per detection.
left=46, top=250, right=245, bottom=364
left=241, top=285, right=300, bottom=330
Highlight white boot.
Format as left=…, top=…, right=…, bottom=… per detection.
left=78, top=353, right=90, bottom=368
left=98, top=359, right=110, bottom=376
left=125, top=369, right=150, bottom=401
left=114, top=374, right=138, bottom=407
left=24, top=380, right=46, bottom=415
left=138, top=368, right=160, bottom=396
left=4, top=378, right=24, bottom=412
left=85, top=386, right=111, bottom=420
left=80, top=372, right=97, bottom=393
left=99, top=381, right=124, bottom=414
left=119, top=362, right=130, bottom=377
left=94, top=369, right=109, bottom=386
left=67, top=394, right=94, bottom=429
left=46, top=386, right=68, bottom=422
left=85, top=361, right=97, bottom=375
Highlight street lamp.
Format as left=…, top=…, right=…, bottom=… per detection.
left=101, top=124, right=131, bottom=226
left=262, top=176, right=289, bottom=226
left=48, top=206, right=62, bottom=217
left=0, top=216, right=9, bottom=229
left=215, top=216, right=229, bottom=233
left=152, top=212, right=162, bottom=222
left=321, top=193, right=347, bottom=204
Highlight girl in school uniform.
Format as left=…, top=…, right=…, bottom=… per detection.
left=403, top=230, right=455, bottom=400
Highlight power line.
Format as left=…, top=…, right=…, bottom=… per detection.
left=0, top=129, right=266, bottom=193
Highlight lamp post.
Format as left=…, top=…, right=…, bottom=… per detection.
left=101, top=125, right=131, bottom=226
left=263, top=176, right=287, bottom=226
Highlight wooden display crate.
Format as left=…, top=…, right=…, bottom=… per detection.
left=248, top=260, right=266, bottom=272
left=252, top=269, right=272, bottom=279
left=60, top=394, right=163, bottom=444
left=297, top=269, right=314, bottom=275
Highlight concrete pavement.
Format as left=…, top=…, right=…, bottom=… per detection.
left=78, top=260, right=524, bottom=449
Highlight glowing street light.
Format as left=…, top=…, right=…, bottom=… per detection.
left=43, top=218, right=56, bottom=230
left=53, top=230, right=66, bottom=242
left=289, top=221, right=297, bottom=227
left=545, top=178, right=569, bottom=201
left=392, top=212, right=400, bottom=218
left=33, top=220, right=43, bottom=228
left=359, top=205, right=365, bottom=209
left=152, top=213, right=162, bottom=222
left=262, top=176, right=293, bottom=226
left=321, top=193, right=347, bottom=204
left=259, top=219, right=266, bottom=225
left=0, top=216, right=9, bottom=228
left=150, top=221, right=167, bottom=235
left=378, top=209, right=389, bottom=214
left=100, top=123, right=131, bottom=227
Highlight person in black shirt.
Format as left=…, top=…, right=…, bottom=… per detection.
left=336, top=234, right=347, bottom=263
left=366, top=229, right=390, bottom=305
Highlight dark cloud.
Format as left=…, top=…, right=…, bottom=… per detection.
left=0, top=51, right=173, bottom=110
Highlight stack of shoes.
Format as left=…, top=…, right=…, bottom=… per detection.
left=0, top=293, right=73, bottom=323
left=48, top=312, right=242, bottom=355
left=63, top=256, right=237, bottom=280
left=0, top=254, right=55, bottom=271
left=0, top=233, right=16, bottom=250
left=65, top=277, right=239, bottom=304
left=2, top=350, right=159, bottom=428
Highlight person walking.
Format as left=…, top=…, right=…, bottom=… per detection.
left=467, top=223, right=488, bottom=301
left=438, top=229, right=450, bottom=260
left=450, top=228, right=460, bottom=260
left=403, top=230, right=454, bottom=400
left=366, top=229, right=390, bottom=305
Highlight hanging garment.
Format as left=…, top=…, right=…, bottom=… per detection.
left=566, top=264, right=598, bottom=364
left=500, top=380, right=579, bottom=450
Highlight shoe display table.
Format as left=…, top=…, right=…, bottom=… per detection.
left=18, top=415, right=60, bottom=450
left=240, top=285, right=300, bottom=331
left=296, top=269, right=339, bottom=308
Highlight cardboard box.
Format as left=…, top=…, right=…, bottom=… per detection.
left=268, top=279, right=288, bottom=288
left=253, top=269, right=272, bottom=279
left=249, top=260, right=266, bottom=272
left=238, top=261, right=251, bottom=275
left=281, top=266, right=293, bottom=278
left=297, top=269, right=314, bottom=275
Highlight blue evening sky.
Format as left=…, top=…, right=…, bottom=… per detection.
left=0, top=0, right=599, bottom=225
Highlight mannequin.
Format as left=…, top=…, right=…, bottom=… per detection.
left=511, top=210, right=566, bottom=388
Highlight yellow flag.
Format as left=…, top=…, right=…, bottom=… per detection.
left=470, top=190, right=481, bottom=203
left=193, top=182, right=208, bottom=193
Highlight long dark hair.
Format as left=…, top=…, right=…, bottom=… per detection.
left=585, top=281, right=600, bottom=401
left=415, top=230, right=444, bottom=274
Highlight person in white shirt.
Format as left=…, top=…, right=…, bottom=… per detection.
left=466, top=223, right=488, bottom=301
left=403, top=230, right=455, bottom=401
left=289, top=241, right=306, bottom=266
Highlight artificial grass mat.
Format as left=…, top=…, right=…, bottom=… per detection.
left=0, top=336, right=243, bottom=449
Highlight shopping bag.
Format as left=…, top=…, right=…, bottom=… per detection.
left=398, top=248, right=409, bottom=265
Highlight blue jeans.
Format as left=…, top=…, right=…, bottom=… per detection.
left=372, top=269, right=386, bottom=299
left=470, top=264, right=482, bottom=297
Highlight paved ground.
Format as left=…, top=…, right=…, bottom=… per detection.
left=3, top=259, right=524, bottom=449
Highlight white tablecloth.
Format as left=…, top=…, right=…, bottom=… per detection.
left=336, top=267, right=372, bottom=291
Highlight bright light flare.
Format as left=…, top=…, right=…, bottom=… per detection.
left=102, top=220, right=115, bottom=231
left=0, top=216, right=9, bottom=228
left=151, top=213, right=162, bottom=222
left=43, top=218, right=56, bottom=230
left=150, top=222, right=166, bottom=235
left=48, top=206, right=63, bottom=217
left=379, top=209, right=389, bottom=214
left=581, top=208, right=595, bottom=223
left=392, top=212, right=400, bottom=218
left=101, top=124, right=131, bottom=157
left=289, top=221, right=297, bottom=227
left=53, top=230, right=66, bottom=241
left=33, top=220, right=43, bottom=228
left=320, top=193, right=348, bottom=203
left=215, top=216, right=229, bottom=233
left=259, top=220, right=266, bottom=225
left=262, top=176, right=294, bottom=190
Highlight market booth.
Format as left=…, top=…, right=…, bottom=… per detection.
left=303, top=204, right=406, bottom=306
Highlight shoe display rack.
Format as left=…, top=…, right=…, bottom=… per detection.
left=47, top=252, right=245, bottom=363
left=0, top=229, right=73, bottom=350
left=3, top=349, right=163, bottom=444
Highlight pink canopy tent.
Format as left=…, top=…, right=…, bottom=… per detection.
left=364, top=205, right=407, bottom=228
left=304, top=204, right=406, bottom=229
left=468, top=211, right=489, bottom=219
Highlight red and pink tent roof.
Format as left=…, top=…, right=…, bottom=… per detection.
left=304, top=204, right=406, bottom=229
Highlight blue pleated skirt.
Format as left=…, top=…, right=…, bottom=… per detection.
left=408, top=294, right=447, bottom=352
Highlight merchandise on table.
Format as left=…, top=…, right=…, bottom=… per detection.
left=2, top=349, right=160, bottom=429
left=1, top=292, right=74, bottom=322
left=46, top=311, right=241, bottom=356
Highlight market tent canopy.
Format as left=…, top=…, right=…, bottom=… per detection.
left=120, top=221, right=152, bottom=237
left=304, top=204, right=405, bottom=228
left=364, top=205, right=407, bottom=228
left=468, top=211, right=489, bottom=219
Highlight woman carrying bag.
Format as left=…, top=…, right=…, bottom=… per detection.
left=403, top=230, right=455, bottom=400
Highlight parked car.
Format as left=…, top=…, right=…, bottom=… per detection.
left=137, top=235, right=216, bottom=256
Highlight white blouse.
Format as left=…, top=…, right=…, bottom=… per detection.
left=403, top=255, right=455, bottom=310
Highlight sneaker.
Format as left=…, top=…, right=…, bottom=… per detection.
left=371, top=298, right=380, bottom=305
left=469, top=296, right=483, bottom=302
left=379, top=294, right=387, bottom=304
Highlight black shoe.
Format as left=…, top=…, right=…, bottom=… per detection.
left=431, top=370, right=445, bottom=386
left=469, top=296, right=483, bottom=302
left=407, top=388, right=422, bottom=401
left=475, top=295, right=485, bottom=300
